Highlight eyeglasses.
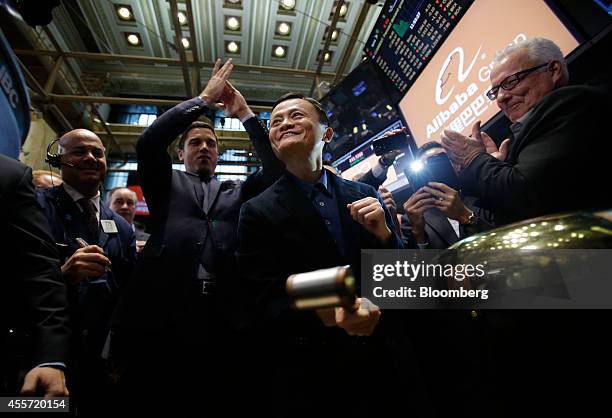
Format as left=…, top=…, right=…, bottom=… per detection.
left=486, top=62, right=549, bottom=101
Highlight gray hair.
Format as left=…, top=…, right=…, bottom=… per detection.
left=493, top=37, right=569, bottom=85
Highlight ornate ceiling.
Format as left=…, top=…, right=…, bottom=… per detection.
left=4, top=0, right=383, bottom=158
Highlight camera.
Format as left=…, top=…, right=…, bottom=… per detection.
left=405, top=152, right=460, bottom=193
left=372, top=131, right=410, bottom=156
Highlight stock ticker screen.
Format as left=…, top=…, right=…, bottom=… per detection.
left=364, top=0, right=473, bottom=94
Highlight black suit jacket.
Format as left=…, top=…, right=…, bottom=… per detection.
left=237, top=170, right=402, bottom=337
left=460, top=85, right=612, bottom=225
left=116, top=97, right=284, bottom=335
left=0, top=155, right=70, bottom=384
left=36, top=185, right=135, bottom=357
left=236, top=171, right=413, bottom=415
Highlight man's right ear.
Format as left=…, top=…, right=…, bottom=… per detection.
left=322, top=127, right=333, bottom=143
left=177, top=148, right=185, bottom=161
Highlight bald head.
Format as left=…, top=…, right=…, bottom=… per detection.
left=58, top=128, right=107, bottom=197
left=59, top=129, right=104, bottom=153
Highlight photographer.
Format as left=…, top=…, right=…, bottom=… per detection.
left=402, top=141, right=494, bottom=249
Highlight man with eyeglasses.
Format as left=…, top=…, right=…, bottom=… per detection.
left=439, top=37, right=612, bottom=416
left=440, top=37, right=611, bottom=225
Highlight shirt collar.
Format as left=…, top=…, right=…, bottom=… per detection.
left=62, top=183, right=100, bottom=214
left=517, top=107, right=534, bottom=124
left=290, top=169, right=331, bottom=197
left=510, top=107, right=535, bottom=136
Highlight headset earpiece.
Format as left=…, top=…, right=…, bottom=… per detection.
left=45, top=138, right=62, bottom=168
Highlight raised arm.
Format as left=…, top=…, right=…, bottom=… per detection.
left=219, top=81, right=285, bottom=200
left=137, top=59, right=235, bottom=213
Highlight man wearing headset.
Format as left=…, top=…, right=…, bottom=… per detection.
left=37, top=129, right=136, bottom=415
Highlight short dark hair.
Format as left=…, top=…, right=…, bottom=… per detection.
left=417, top=141, right=444, bottom=158
left=272, top=92, right=330, bottom=126
left=177, top=120, right=216, bottom=150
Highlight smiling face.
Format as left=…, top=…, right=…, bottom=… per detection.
left=490, top=48, right=561, bottom=123
left=59, top=129, right=107, bottom=195
left=178, top=126, right=219, bottom=176
left=269, top=98, right=332, bottom=165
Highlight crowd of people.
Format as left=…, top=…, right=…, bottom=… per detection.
left=1, top=37, right=611, bottom=416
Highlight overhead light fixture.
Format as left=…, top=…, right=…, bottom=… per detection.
left=325, top=28, right=339, bottom=41
left=116, top=5, right=134, bottom=21
left=181, top=37, right=190, bottom=49
left=273, top=45, right=286, bottom=58
left=226, top=16, right=240, bottom=31
left=177, top=11, right=187, bottom=25
left=226, top=41, right=240, bottom=54
left=125, top=33, right=142, bottom=46
left=226, top=0, right=241, bottom=3
left=317, top=50, right=333, bottom=62
left=280, top=0, right=296, bottom=10
left=331, top=2, right=348, bottom=18
left=276, top=22, right=291, bottom=36
left=339, top=3, right=348, bottom=16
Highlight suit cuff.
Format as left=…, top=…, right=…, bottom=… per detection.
left=36, top=362, right=66, bottom=370
left=240, top=113, right=257, bottom=124
left=196, top=95, right=210, bottom=107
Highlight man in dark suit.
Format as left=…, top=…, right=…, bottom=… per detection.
left=36, top=129, right=136, bottom=415
left=441, top=37, right=612, bottom=226
left=440, top=38, right=612, bottom=415
left=236, top=92, right=409, bottom=415
left=113, top=59, right=283, bottom=413
left=0, top=154, right=70, bottom=397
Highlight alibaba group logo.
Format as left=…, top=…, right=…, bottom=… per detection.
left=435, top=45, right=482, bottom=105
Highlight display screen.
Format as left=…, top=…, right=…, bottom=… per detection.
left=321, top=59, right=403, bottom=162
left=399, top=0, right=579, bottom=146
left=364, top=0, right=473, bottom=94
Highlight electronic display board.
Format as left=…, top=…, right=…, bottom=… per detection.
left=364, top=0, right=473, bottom=94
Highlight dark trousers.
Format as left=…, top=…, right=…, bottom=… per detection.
left=114, top=292, right=257, bottom=416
